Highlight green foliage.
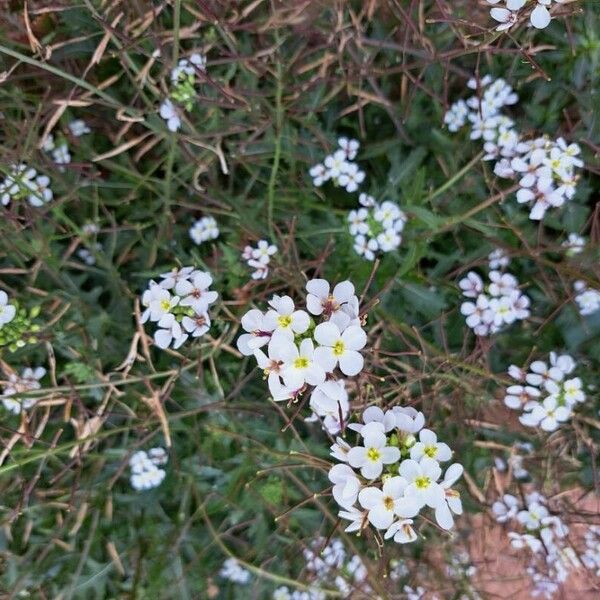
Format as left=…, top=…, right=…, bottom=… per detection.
left=0, top=1, right=598, bottom=599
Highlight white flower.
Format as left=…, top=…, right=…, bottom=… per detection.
left=359, top=193, right=375, bottom=207
left=492, top=494, right=520, bottom=523
left=410, top=429, right=452, bottom=462
left=503, top=384, right=540, bottom=409
left=189, top=216, right=219, bottom=245
left=390, top=406, right=425, bottom=434
left=519, top=396, right=571, bottom=431
left=129, top=449, right=167, bottom=490
left=249, top=260, right=269, bottom=279
left=42, top=134, right=55, bottom=152
left=176, top=270, right=218, bottom=313
left=459, top=272, right=484, bottom=298
left=1, top=367, right=46, bottom=414
left=182, top=311, right=210, bottom=337
left=358, top=477, right=420, bottom=529
left=309, top=380, right=349, bottom=434
left=518, top=501, right=549, bottom=529
left=0, top=290, right=16, bottom=327
left=338, top=137, right=359, bottom=160
left=338, top=506, right=366, bottom=533
left=264, top=295, right=310, bottom=339
left=489, top=248, right=510, bottom=270
left=400, top=457, right=445, bottom=509
left=236, top=309, right=275, bottom=355
left=526, top=360, right=563, bottom=386
left=562, top=377, right=585, bottom=405
left=574, top=281, right=600, bottom=316
left=273, top=587, right=292, bottom=600
left=69, top=119, right=91, bottom=136
left=52, top=142, right=71, bottom=166
left=160, top=99, right=181, bottom=132
left=347, top=422, right=400, bottom=479
left=338, top=162, right=365, bottom=193
left=277, top=337, right=326, bottom=389
left=159, top=266, right=195, bottom=290
left=324, top=149, right=350, bottom=178
left=153, top=313, right=187, bottom=349
left=488, top=270, right=518, bottom=297
left=252, top=240, right=278, bottom=264
left=305, top=279, right=357, bottom=318
left=490, top=7, right=518, bottom=31
left=353, top=234, right=378, bottom=261
left=219, top=558, right=250, bottom=585
left=309, top=163, right=329, bottom=187
left=347, top=405, right=396, bottom=434
left=347, top=208, right=369, bottom=235
left=461, top=295, right=493, bottom=332
left=434, top=463, right=464, bottom=530
left=384, top=519, right=417, bottom=544
left=314, top=321, right=367, bottom=376
left=376, top=228, right=401, bottom=252
left=150, top=288, right=180, bottom=322
left=328, top=463, right=360, bottom=510
left=444, top=99, right=468, bottom=132
left=331, top=436, right=352, bottom=462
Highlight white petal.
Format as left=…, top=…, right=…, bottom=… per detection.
left=339, top=351, right=364, bottom=376
left=530, top=4, right=551, bottom=29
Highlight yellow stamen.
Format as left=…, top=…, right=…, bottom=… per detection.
left=366, top=447, right=381, bottom=462
left=333, top=340, right=345, bottom=356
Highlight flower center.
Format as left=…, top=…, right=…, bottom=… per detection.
left=424, top=445, right=438, bottom=458
left=383, top=496, right=394, bottom=511
left=293, top=357, right=309, bottom=369
left=278, top=315, right=292, bottom=328
left=415, top=476, right=431, bottom=489
left=333, top=340, right=345, bottom=356
left=321, top=294, right=340, bottom=316
left=160, top=299, right=171, bottom=311
left=366, top=447, right=381, bottom=462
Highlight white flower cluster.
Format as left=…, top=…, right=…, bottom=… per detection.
left=42, top=133, right=71, bottom=167
left=573, top=280, right=600, bottom=316
left=503, top=352, right=585, bottom=431
left=140, top=266, right=218, bottom=350
left=77, top=243, right=102, bottom=266
left=273, top=538, right=371, bottom=599
left=0, top=290, right=16, bottom=328
left=445, top=75, right=582, bottom=221
left=329, top=405, right=463, bottom=543
left=241, top=240, right=278, bottom=280
left=487, top=0, right=567, bottom=31
left=348, top=194, right=407, bottom=261
left=459, top=269, right=530, bottom=336
left=159, top=53, right=206, bottom=132
left=493, top=491, right=579, bottom=598
left=1, top=367, right=45, bottom=414
left=69, top=119, right=91, bottom=137
left=309, top=137, right=365, bottom=193
left=582, top=526, right=600, bottom=576
left=129, top=447, right=168, bottom=491
left=237, top=279, right=366, bottom=428
left=1, top=163, right=53, bottom=207
left=219, top=558, right=251, bottom=585
left=189, top=216, right=219, bottom=245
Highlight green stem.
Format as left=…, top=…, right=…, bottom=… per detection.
left=267, top=61, right=284, bottom=239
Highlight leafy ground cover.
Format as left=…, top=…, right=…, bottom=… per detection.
left=0, top=1, right=599, bottom=599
